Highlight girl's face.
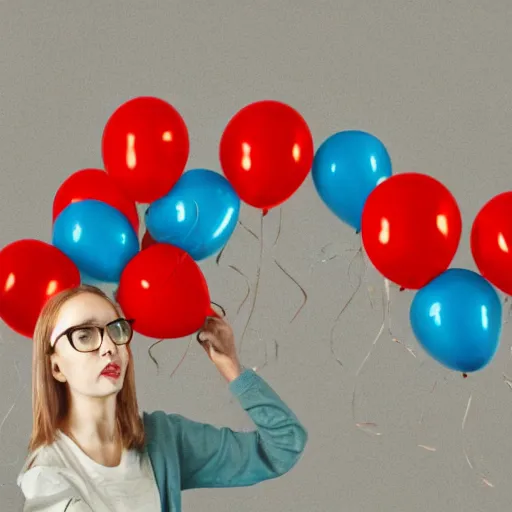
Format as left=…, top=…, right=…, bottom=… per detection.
left=49, top=292, right=130, bottom=400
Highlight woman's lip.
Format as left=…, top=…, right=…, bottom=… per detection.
left=101, top=372, right=120, bottom=379
left=101, top=370, right=121, bottom=379
left=101, top=364, right=121, bottom=376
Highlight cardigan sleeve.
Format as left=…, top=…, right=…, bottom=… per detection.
left=173, top=369, right=308, bottom=490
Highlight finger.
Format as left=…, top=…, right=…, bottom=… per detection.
left=199, top=316, right=233, bottom=348
left=201, top=317, right=224, bottom=339
left=196, top=332, right=213, bottom=355
left=197, top=328, right=214, bottom=344
left=212, top=317, right=233, bottom=338
left=204, top=316, right=231, bottom=334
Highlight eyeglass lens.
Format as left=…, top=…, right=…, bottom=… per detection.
left=71, top=319, right=132, bottom=352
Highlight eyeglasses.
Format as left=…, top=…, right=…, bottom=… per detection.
left=48, top=318, right=134, bottom=354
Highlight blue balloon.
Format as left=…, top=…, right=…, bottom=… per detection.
left=53, top=199, right=139, bottom=282
left=145, top=169, right=240, bottom=260
left=410, top=268, right=502, bottom=373
left=312, top=130, right=392, bottom=232
left=80, top=272, right=118, bottom=301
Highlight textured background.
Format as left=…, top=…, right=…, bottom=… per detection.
left=1, top=1, right=512, bottom=510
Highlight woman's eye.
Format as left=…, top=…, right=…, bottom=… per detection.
left=75, top=330, right=93, bottom=342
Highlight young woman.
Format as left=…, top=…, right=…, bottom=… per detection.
left=17, top=284, right=307, bottom=511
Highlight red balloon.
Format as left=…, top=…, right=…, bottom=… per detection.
left=117, top=243, right=214, bottom=339
left=219, top=100, right=314, bottom=211
left=361, top=173, right=462, bottom=289
left=471, top=191, right=512, bottom=295
left=102, top=96, right=189, bottom=203
left=0, top=240, right=81, bottom=338
left=53, top=169, right=140, bottom=234
left=141, top=230, right=156, bottom=250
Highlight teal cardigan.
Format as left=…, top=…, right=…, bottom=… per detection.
left=143, top=369, right=308, bottom=511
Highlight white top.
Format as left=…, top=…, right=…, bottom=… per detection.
left=17, top=431, right=161, bottom=512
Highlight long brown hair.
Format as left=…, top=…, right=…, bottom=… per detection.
left=29, top=284, right=145, bottom=452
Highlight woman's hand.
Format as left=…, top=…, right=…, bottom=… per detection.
left=197, top=316, right=243, bottom=382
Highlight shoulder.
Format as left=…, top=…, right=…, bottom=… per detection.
left=143, top=410, right=186, bottom=430
left=17, top=442, right=71, bottom=493
left=19, top=442, right=66, bottom=475
left=143, top=411, right=197, bottom=451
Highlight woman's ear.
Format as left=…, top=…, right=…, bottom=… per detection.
left=50, top=355, right=67, bottom=383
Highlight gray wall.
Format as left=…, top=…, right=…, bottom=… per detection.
left=1, top=1, right=512, bottom=510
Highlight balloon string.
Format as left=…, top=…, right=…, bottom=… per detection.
left=148, top=339, right=165, bottom=373
left=271, top=208, right=307, bottom=324
left=238, top=219, right=260, bottom=241
left=148, top=335, right=194, bottom=380
left=216, top=236, right=252, bottom=316
left=350, top=276, right=415, bottom=435
left=230, top=266, right=252, bottom=316
left=417, top=372, right=459, bottom=453
left=248, top=330, right=270, bottom=373
left=273, top=207, right=283, bottom=248
left=350, top=276, right=387, bottom=436
left=355, top=279, right=388, bottom=377
left=461, top=394, right=474, bottom=469
left=238, top=213, right=264, bottom=358
left=329, top=245, right=366, bottom=368
left=418, top=380, right=438, bottom=427
left=210, top=301, right=227, bottom=318
left=308, top=242, right=357, bottom=275
left=169, top=336, right=193, bottom=380
left=503, top=296, right=512, bottom=324
left=215, top=244, right=227, bottom=265
left=386, top=280, right=417, bottom=359
left=461, top=393, right=494, bottom=488
left=273, top=260, right=308, bottom=324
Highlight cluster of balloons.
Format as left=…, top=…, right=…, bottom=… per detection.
left=0, top=94, right=508, bottom=376
left=313, top=136, right=503, bottom=374
left=0, top=97, right=314, bottom=340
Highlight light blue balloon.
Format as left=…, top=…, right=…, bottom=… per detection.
left=410, top=268, right=502, bottom=373
left=145, top=169, right=240, bottom=260
left=312, top=130, right=392, bottom=232
left=80, top=272, right=118, bottom=302
left=53, top=199, right=139, bottom=282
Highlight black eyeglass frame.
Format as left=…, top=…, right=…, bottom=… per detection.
left=47, top=318, right=135, bottom=355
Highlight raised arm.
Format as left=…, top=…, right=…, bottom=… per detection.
left=145, top=368, right=307, bottom=491
left=177, top=369, right=307, bottom=489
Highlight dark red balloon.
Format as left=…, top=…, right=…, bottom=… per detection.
left=219, top=100, right=314, bottom=212
left=141, top=230, right=156, bottom=250
left=102, top=96, right=189, bottom=203
left=0, top=240, right=81, bottom=338
left=361, top=173, right=462, bottom=289
left=117, top=243, right=214, bottom=339
left=471, top=191, right=512, bottom=295
left=53, top=168, right=140, bottom=234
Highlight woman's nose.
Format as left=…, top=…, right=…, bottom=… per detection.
left=100, top=332, right=118, bottom=356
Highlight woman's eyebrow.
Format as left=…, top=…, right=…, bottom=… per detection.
left=72, top=317, right=102, bottom=327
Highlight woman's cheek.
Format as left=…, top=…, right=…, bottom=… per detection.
left=120, top=346, right=130, bottom=371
